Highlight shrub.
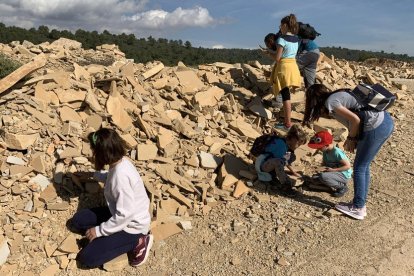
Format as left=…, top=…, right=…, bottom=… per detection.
left=0, top=54, right=22, bottom=79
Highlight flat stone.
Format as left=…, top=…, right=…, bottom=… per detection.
left=121, top=134, right=138, bottom=148
left=58, top=106, right=82, bottom=123
left=34, top=82, right=59, bottom=105
left=29, top=174, right=51, bottom=191
left=9, top=165, right=33, bottom=176
left=137, top=143, right=158, bottom=161
left=39, top=264, right=60, bottom=276
left=62, top=121, right=82, bottom=136
left=229, top=119, right=261, bottom=140
left=156, top=127, right=175, bottom=150
left=106, top=81, right=133, bottom=131
left=218, top=154, right=248, bottom=188
left=4, top=132, right=39, bottom=150
left=142, top=63, right=164, bottom=80
left=172, top=119, right=197, bottom=138
left=199, top=151, right=223, bottom=169
left=247, top=97, right=272, bottom=119
left=103, top=253, right=129, bottom=271
left=0, top=54, right=47, bottom=95
left=155, top=165, right=195, bottom=193
left=194, top=86, right=225, bottom=107
left=44, top=242, right=57, bottom=258
left=86, top=114, right=102, bottom=130
left=233, top=181, right=250, bottom=198
left=23, top=105, right=55, bottom=125
left=55, top=89, right=86, bottom=103
left=152, top=222, right=182, bottom=241
left=58, top=147, right=81, bottom=159
left=167, top=187, right=192, bottom=208
left=39, top=184, right=58, bottom=203
left=58, top=234, right=79, bottom=254
left=0, top=236, right=10, bottom=266
left=30, top=153, right=46, bottom=173
left=6, top=156, right=26, bottom=165
left=47, top=202, right=70, bottom=211
left=85, top=90, right=103, bottom=112
left=175, top=69, right=204, bottom=94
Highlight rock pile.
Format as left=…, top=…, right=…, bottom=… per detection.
left=0, top=38, right=413, bottom=274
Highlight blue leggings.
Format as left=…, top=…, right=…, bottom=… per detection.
left=71, top=207, right=141, bottom=267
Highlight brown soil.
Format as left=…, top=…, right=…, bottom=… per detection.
left=62, top=82, right=414, bottom=276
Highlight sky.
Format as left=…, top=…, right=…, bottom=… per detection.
left=0, top=0, right=413, bottom=56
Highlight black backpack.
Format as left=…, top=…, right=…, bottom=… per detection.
left=350, top=83, right=396, bottom=111
left=250, top=134, right=280, bottom=157
left=298, top=22, right=321, bottom=40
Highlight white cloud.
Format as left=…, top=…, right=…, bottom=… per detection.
left=125, top=6, right=215, bottom=29
left=212, top=44, right=224, bottom=49
left=0, top=1, right=220, bottom=36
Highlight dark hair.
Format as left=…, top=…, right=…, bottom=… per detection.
left=281, top=14, right=298, bottom=34
left=286, top=124, right=307, bottom=145
left=264, top=32, right=282, bottom=51
left=302, top=84, right=352, bottom=125
left=87, top=128, right=127, bottom=170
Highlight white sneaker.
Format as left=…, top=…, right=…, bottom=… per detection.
left=335, top=202, right=366, bottom=220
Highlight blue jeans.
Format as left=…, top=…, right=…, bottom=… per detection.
left=353, top=112, right=394, bottom=208
left=71, top=207, right=141, bottom=268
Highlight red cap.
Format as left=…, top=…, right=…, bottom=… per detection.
left=308, top=131, right=333, bottom=149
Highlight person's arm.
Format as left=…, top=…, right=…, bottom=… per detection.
left=275, top=45, right=283, bottom=63
left=286, top=164, right=301, bottom=177
left=93, top=171, right=108, bottom=182
left=325, top=159, right=351, bottom=172
left=95, top=176, right=136, bottom=237
left=332, top=106, right=360, bottom=153
left=262, top=48, right=278, bottom=61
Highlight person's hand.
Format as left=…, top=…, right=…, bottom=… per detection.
left=85, top=228, right=97, bottom=242
left=324, top=167, right=335, bottom=172
left=74, top=171, right=94, bottom=180
left=344, top=139, right=357, bottom=153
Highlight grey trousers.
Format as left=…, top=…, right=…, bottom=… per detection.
left=297, top=49, right=320, bottom=88
left=314, top=171, right=349, bottom=190
left=261, top=158, right=291, bottom=186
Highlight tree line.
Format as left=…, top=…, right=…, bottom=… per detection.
left=0, top=23, right=413, bottom=67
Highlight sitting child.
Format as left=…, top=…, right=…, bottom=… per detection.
left=307, top=131, right=352, bottom=197
left=255, top=125, right=307, bottom=189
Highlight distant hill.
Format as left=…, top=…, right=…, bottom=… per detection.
left=1, top=23, right=413, bottom=66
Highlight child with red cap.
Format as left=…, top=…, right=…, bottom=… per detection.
left=308, top=131, right=352, bottom=197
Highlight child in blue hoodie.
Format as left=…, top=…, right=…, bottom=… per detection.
left=255, top=125, right=307, bottom=188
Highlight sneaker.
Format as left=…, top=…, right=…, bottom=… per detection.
left=335, top=203, right=365, bottom=220
left=274, top=122, right=291, bottom=131
left=129, top=234, right=154, bottom=267
left=331, top=186, right=348, bottom=197
left=337, top=202, right=367, bottom=217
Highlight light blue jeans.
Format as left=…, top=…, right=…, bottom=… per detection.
left=353, top=112, right=394, bottom=208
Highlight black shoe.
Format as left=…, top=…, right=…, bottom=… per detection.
left=332, top=186, right=348, bottom=197
left=281, top=186, right=297, bottom=197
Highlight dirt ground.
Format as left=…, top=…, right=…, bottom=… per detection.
left=52, top=85, right=414, bottom=276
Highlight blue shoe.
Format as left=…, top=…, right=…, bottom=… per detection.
left=332, top=185, right=348, bottom=197
left=274, top=122, right=290, bottom=131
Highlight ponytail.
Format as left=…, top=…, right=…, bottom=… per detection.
left=281, top=14, right=299, bottom=34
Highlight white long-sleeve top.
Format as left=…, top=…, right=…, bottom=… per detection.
left=93, top=157, right=150, bottom=237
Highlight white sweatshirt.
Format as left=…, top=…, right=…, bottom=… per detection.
left=93, top=157, right=151, bottom=237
